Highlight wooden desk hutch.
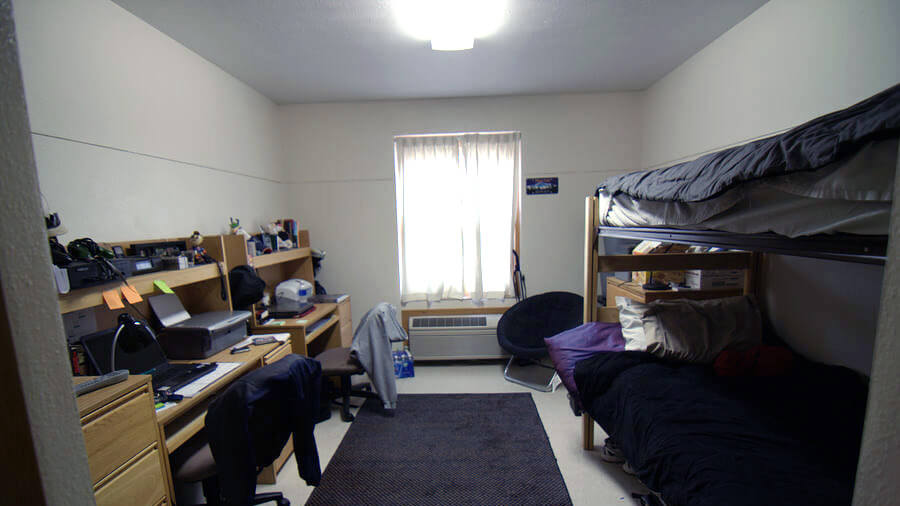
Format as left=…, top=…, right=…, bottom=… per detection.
left=62, top=230, right=348, bottom=503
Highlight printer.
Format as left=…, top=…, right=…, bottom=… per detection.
left=148, top=293, right=251, bottom=359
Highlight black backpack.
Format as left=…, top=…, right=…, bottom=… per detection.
left=229, top=265, right=266, bottom=309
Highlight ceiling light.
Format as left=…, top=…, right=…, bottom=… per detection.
left=393, top=0, right=507, bottom=51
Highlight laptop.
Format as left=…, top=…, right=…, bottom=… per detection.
left=80, top=326, right=216, bottom=394
left=268, top=301, right=315, bottom=319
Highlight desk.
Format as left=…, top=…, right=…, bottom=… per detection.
left=252, top=303, right=342, bottom=357
left=164, top=339, right=292, bottom=490
left=75, top=338, right=291, bottom=505
left=74, top=375, right=168, bottom=506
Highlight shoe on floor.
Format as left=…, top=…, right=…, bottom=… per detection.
left=599, top=438, right=625, bottom=463
left=622, top=461, right=637, bottom=475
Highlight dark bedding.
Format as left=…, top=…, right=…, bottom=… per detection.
left=597, top=83, right=900, bottom=203
left=575, top=351, right=868, bottom=506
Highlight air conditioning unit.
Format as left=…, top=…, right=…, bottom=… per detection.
left=408, top=314, right=507, bottom=361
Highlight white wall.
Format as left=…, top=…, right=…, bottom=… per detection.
left=639, top=0, right=900, bottom=375
left=279, top=93, right=642, bottom=323
left=14, top=0, right=288, bottom=242
left=641, top=0, right=900, bottom=169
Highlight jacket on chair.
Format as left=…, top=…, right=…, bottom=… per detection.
left=206, top=354, right=322, bottom=505
left=350, top=302, right=406, bottom=409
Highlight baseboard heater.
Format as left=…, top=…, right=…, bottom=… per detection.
left=408, top=314, right=507, bottom=361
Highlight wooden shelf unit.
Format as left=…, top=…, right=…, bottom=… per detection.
left=219, top=231, right=352, bottom=353
left=219, top=233, right=313, bottom=327
left=58, top=262, right=225, bottom=314
left=251, top=247, right=312, bottom=269
left=58, top=235, right=233, bottom=318
left=605, top=278, right=744, bottom=307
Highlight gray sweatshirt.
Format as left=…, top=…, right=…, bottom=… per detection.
left=350, top=302, right=407, bottom=409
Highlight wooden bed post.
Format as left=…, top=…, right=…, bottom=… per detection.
left=584, top=196, right=599, bottom=324
left=582, top=196, right=599, bottom=450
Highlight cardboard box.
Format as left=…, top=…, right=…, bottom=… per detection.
left=631, top=241, right=687, bottom=286
left=631, top=270, right=685, bottom=286
left=684, top=269, right=744, bottom=290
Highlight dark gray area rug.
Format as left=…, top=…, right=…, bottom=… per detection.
left=306, top=393, right=572, bottom=506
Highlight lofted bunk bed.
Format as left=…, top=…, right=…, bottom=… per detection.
left=597, top=82, right=899, bottom=264
left=570, top=83, right=899, bottom=506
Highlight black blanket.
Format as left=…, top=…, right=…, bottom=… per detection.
left=575, top=351, right=867, bottom=506
left=598, top=83, right=900, bottom=202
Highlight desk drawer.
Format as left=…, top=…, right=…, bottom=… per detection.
left=95, top=445, right=166, bottom=506
left=82, top=386, right=157, bottom=484
left=264, top=341, right=293, bottom=364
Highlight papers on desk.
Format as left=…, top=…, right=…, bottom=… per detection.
left=231, top=333, right=290, bottom=349
left=174, top=362, right=241, bottom=397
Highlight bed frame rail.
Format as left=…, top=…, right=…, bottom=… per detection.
left=597, top=226, right=886, bottom=265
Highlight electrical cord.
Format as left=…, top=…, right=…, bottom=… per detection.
left=109, top=321, right=125, bottom=372
left=195, top=250, right=227, bottom=301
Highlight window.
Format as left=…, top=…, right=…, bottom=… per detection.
left=394, top=131, right=521, bottom=303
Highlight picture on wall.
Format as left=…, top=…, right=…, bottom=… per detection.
left=526, top=177, right=558, bottom=195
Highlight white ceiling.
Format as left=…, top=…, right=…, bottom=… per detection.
left=110, top=0, right=768, bottom=104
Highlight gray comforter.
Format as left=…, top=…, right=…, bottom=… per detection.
left=598, top=83, right=900, bottom=203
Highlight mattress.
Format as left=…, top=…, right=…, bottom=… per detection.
left=574, top=351, right=868, bottom=506
left=599, top=138, right=897, bottom=237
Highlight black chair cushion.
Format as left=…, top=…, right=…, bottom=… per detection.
left=497, top=291, right=584, bottom=359
left=315, top=347, right=364, bottom=376
left=174, top=443, right=216, bottom=483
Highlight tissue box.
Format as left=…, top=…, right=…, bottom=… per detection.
left=684, top=269, right=744, bottom=290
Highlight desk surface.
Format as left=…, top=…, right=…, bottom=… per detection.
left=161, top=340, right=284, bottom=425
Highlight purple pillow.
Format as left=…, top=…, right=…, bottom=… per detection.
left=544, top=322, right=625, bottom=396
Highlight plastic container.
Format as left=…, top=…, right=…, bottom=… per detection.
left=393, top=350, right=404, bottom=378
left=399, top=349, right=415, bottom=378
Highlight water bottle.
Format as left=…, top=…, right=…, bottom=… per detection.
left=401, top=348, right=415, bottom=378
left=393, top=350, right=403, bottom=378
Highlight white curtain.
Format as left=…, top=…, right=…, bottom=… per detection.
left=394, top=132, right=521, bottom=303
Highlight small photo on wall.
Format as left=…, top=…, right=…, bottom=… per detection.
left=526, top=177, right=558, bottom=195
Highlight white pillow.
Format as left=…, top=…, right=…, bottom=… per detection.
left=616, top=295, right=762, bottom=364
left=615, top=296, right=658, bottom=351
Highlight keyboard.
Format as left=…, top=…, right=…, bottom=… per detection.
left=152, top=363, right=216, bottom=393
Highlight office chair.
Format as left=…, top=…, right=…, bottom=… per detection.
left=173, top=355, right=323, bottom=505
left=497, top=291, right=584, bottom=392
left=314, top=346, right=379, bottom=422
